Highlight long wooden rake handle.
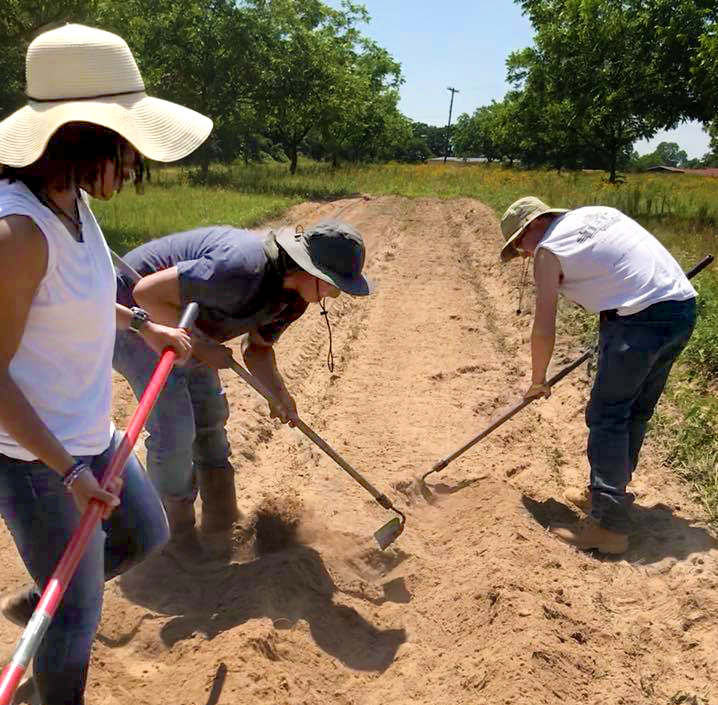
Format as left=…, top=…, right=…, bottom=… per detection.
left=0, top=303, right=199, bottom=705
left=423, top=254, right=714, bottom=480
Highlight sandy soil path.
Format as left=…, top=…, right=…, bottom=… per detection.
left=2, top=196, right=717, bottom=705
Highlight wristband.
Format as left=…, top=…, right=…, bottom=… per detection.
left=63, top=460, right=89, bottom=490
left=128, top=306, right=150, bottom=334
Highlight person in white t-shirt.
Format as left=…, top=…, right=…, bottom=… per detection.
left=500, top=196, right=697, bottom=555
left=0, top=24, right=210, bottom=704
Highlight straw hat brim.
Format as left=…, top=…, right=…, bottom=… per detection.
left=0, top=92, right=213, bottom=167
left=500, top=207, right=569, bottom=262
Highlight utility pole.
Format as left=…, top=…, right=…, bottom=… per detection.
left=443, top=86, right=459, bottom=163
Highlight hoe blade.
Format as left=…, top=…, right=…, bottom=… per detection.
left=374, top=517, right=404, bottom=550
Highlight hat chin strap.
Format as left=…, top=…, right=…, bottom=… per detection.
left=516, top=256, right=530, bottom=315
left=317, top=280, right=335, bottom=372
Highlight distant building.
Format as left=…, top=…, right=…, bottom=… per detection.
left=645, top=165, right=718, bottom=177
left=645, top=165, right=685, bottom=173
left=426, top=156, right=488, bottom=164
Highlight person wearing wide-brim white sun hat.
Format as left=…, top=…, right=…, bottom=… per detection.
left=0, top=24, right=211, bottom=705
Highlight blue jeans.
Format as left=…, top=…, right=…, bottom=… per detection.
left=587, top=298, right=696, bottom=532
left=113, top=330, right=231, bottom=501
left=0, top=432, right=169, bottom=705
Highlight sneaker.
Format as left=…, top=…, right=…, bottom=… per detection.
left=1, top=586, right=38, bottom=628
left=550, top=519, right=629, bottom=555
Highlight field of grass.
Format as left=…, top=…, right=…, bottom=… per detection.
left=93, top=180, right=299, bottom=254
left=93, top=159, right=718, bottom=519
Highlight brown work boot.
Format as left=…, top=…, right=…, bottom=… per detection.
left=198, top=464, right=240, bottom=534
left=198, top=465, right=240, bottom=559
left=162, top=497, right=206, bottom=562
left=564, top=487, right=592, bottom=514
left=1, top=586, right=38, bottom=628
left=564, top=487, right=636, bottom=516
left=550, top=519, right=629, bottom=555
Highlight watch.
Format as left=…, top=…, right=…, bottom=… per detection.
left=128, top=306, right=150, bottom=334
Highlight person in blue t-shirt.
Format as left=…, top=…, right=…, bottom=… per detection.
left=114, top=220, right=372, bottom=562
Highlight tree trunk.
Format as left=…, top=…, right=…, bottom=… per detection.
left=200, top=153, right=210, bottom=183
left=289, top=143, right=298, bottom=174
left=609, top=150, right=618, bottom=184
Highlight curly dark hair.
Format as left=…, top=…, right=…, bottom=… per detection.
left=1, top=122, right=141, bottom=194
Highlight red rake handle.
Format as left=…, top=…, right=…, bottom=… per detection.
left=0, top=303, right=198, bottom=705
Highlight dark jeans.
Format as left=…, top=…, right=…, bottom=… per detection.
left=113, top=330, right=231, bottom=501
left=0, top=432, right=169, bottom=705
left=587, top=298, right=696, bottom=532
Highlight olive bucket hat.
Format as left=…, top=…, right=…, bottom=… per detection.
left=276, top=220, right=373, bottom=296
left=499, top=196, right=568, bottom=262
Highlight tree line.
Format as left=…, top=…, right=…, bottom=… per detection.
left=3, top=1, right=718, bottom=180
left=1, top=0, right=433, bottom=174
left=452, top=0, right=718, bottom=182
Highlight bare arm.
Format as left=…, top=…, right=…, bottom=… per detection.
left=529, top=248, right=562, bottom=389
left=131, top=267, right=224, bottom=365
left=131, top=266, right=183, bottom=325
left=242, top=331, right=297, bottom=424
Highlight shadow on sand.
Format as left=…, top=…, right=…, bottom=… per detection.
left=116, top=544, right=406, bottom=673
left=521, top=494, right=718, bottom=564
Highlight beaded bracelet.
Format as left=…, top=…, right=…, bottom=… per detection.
left=63, top=460, right=89, bottom=490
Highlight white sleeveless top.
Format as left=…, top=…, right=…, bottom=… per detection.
left=0, top=180, right=115, bottom=461
left=536, top=206, right=696, bottom=315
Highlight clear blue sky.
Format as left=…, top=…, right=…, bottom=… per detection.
left=328, top=0, right=710, bottom=158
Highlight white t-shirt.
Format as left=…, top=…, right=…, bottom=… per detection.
left=536, top=206, right=696, bottom=315
left=0, top=180, right=115, bottom=461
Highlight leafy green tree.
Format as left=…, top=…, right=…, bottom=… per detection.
left=317, top=38, right=404, bottom=165
left=95, top=0, right=254, bottom=177
left=0, top=1, right=99, bottom=121
left=653, top=142, right=689, bottom=168
left=513, top=0, right=717, bottom=182
left=410, top=122, right=446, bottom=157
left=245, top=0, right=374, bottom=173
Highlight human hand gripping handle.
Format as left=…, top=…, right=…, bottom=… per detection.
left=0, top=303, right=199, bottom=705
left=268, top=391, right=298, bottom=426
left=64, top=462, right=121, bottom=518
left=523, top=381, right=551, bottom=400
left=141, top=321, right=192, bottom=364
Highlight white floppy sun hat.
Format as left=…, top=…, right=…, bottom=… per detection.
left=0, top=24, right=213, bottom=167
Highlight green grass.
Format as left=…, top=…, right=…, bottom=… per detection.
left=141, top=159, right=718, bottom=264
left=92, top=181, right=298, bottom=253
left=95, top=159, right=718, bottom=519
